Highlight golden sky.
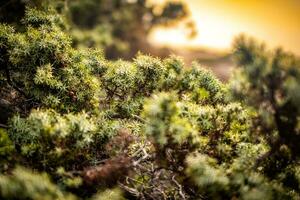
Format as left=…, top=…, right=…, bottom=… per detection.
left=150, top=0, right=300, bottom=54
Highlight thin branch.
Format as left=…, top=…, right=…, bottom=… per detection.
left=133, top=148, right=149, bottom=166
left=131, top=114, right=147, bottom=123
left=0, top=123, right=9, bottom=129
left=4, top=65, right=29, bottom=98
left=172, top=175, right=186, bottom=200
left=92, top=158, right=109, bottom=165
left=0, top=0, right=14, bottom=11
left=118, top=182, right=140, bottom=197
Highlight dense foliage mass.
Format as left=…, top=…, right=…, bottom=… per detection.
left=0, top=5, right=299, bottom=200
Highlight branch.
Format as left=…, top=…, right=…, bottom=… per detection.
left=118, top=182, right=140, bottom=197
left=133, top=148, right=150, bottom=166
left=172, top=175, right=186, bottom=200
left=131, top=114, right=147, bottom=123
left=4, top=64, right=28, bottom=98
left=0, top=123, right=9, bottom=129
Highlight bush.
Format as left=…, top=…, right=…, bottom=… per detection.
left=0, top=8, right=100, bottom=113
left=0, top=167, right=75, bottom=200
left=8, top=109, right=119, bottom=172
left=230, top=35, right=300, bottom=186
left=0, top=7, right=299, bottom=200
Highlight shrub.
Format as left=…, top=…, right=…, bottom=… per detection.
left=8, top=109, right=120, bottom=172
left=230, top=35, right=300, bottom=184
left=0, top=7, right=299, bottom=200
left=0, top=167, right=75, bottom=200
left=0, top=8, right=100, bottom=113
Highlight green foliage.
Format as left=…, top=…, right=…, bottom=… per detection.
left=0, top=129, right=14, bottom=172
left=134, top=54, right=165, bottom=94
left=230, top=35, right=300, bottom=181
left=0, top=129, right=14, bottom=158
left=161, top=55, right=184, bottom=90
left=142, top=91, right=253, bottom=163
left=179, top=64, right=227, bottom=104
left=186, top=153, right=229, bottom=197
left=186, top=152, right=295, bottom=200
left=22, top=6, right=67, bottom=29
left=0, top=9, right=100, bottom=112
left=143, top=93, right=196, bottom=147
left=8, top=109, right=119, bottom=172
left=92, top=188, right=125, bottom=200
left=102, top=60, right=138, bottom=100
left=0, top=167, right=76, bottom=200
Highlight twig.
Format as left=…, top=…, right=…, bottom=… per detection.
left=131, top=146, right=144, bottom=158
left=172, top=175, right=186, bottom=200
left=133, top=148, right=149, bottom=166
left=118, top=182, right=140, bottom=197
left=126, top=176, right=152, bottom=188
left=131, top=114, right=147, bottom=123
left=154, top=187, right=167, bottom=200
left=0, top=123, right=9, bottom=129
left=4, top=64, right=29, bottom=98
left=92, top=158, right=109, bottom=165
left=0, top=0, right=14, bottom=11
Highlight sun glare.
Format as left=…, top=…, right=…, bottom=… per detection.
left=149, top=7, right=241, bottom=50
left=149, top=0, right=300, bottom=54
left=150, top=17, right=235, bottom=50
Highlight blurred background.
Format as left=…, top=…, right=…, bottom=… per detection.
left=1, top=0, right=299, bottom=80
left=150, top=0, right=300, bottom=80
